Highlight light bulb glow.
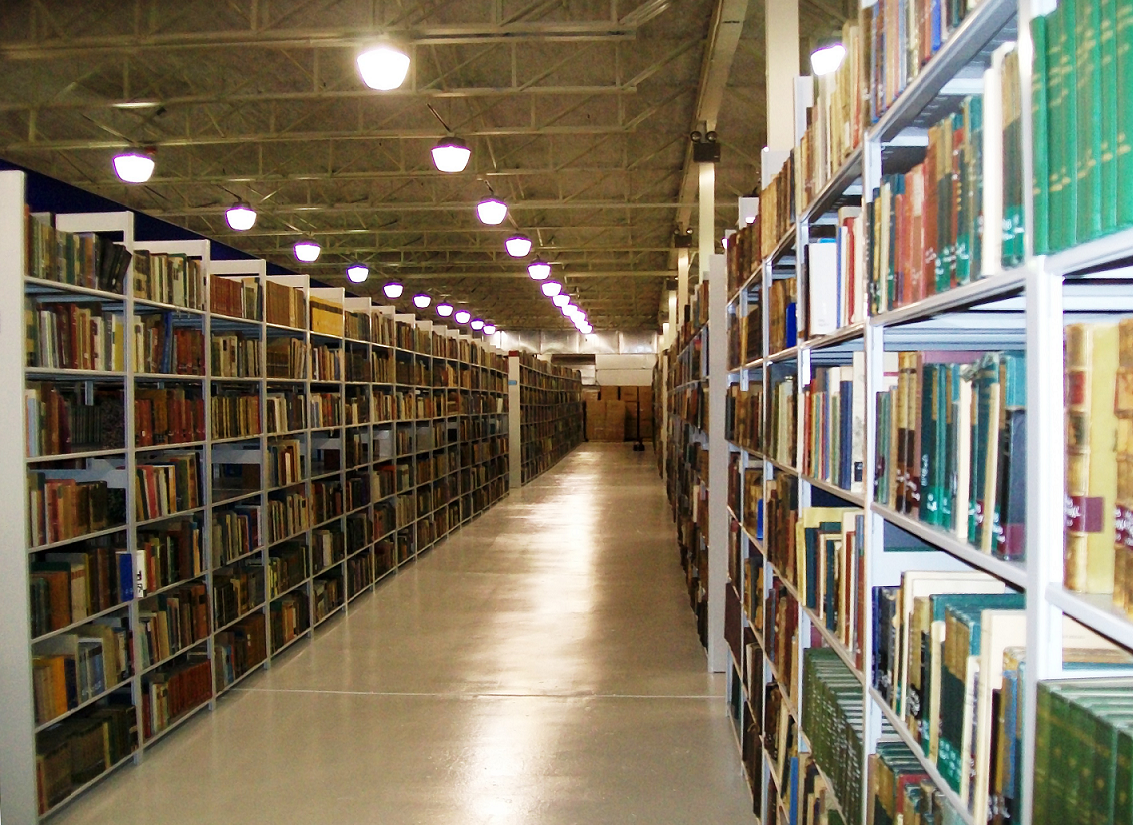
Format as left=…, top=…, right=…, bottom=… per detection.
left=431, top=136, right=471, bottom=173
left=346, top=264, right=369, bottom=283
left=470, top=319, right=484, bottom=330
left=506, top=236, right=533, bottom=258
left=383, top=282, right=404, bottom=299
left=476, top=198, right=507, bottom=225
left=581, top=323, right=593, bottom=334
left=454, top=310, right=471, bottom=324
left=112, top=150, right=155, bottom=183
left=541, top=281, right=562, bottom=297
left=294, top=240, right=321, bottom=262
left=564, top=304, right=579, bottom=317
left=436, top=303, right=454, bottom=317
left=810, top=43, right=846, bottom=76
left=226, top=202, right=257, bottom=231
left=357, top=45, right=411, bottom=91
left=412, top=293, right=431, bottom=308
left=528, top=261, right=551, bottom=280
left=482, top=324, right=496, bottom=335
left=553, top=293, right=569, bottom=308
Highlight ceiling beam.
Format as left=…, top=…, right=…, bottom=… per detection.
left=295, top=270, right=672, bottom=279
left=0, top=123, right=660, bottom=152
left=674, top=0, right=751, bottom=234
left=0, top=25, right=640, bottom=60
left=139, top=201, right=697, bottom=218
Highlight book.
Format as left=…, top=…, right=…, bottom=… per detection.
left=25, top=383, right=125, bottom=458
left=132, top=251, right=205, bottom=310
left=26, top=299, right=126, bottom=372
left=1065, top=322, right=1119, bottom=593
left=210, top=276, right=261, bottom=321
left=210, top=389, right=261, bottom=441
left=25, top=215, right=131, bottom=294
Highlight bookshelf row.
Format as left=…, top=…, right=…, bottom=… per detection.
left=514, top=353, right=583, bottom=485
left=660, top=1, right=1133, bottom=824
left=0, top=182, right=514, bottom=823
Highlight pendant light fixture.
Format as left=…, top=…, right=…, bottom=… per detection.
left=112, top=148, right=155, bottom=183
left=413, top=294, right=431, bottom=309
left=470, top=319, right=484, bottom=330
left=383, top=282, right=404, bottom=299
left=454, top=310, right=471, bottom=324
left=293, top=240, right=321, bottom=262
left=527, top=261, right=550, bottom=280
left=506, top=236, right=533, bottom=258
left=436, top=303, right=454, bottom=317
left=346, top=264, right=369, bottom=283
left=357, top=43, right=411, bottom=90
left=225, top=202, right=257, bottom=231
left=425, top=105, right=471, bottom=172
left=482, top=324, right=497, bottom=335
left=810, top=41, right=846, bottom=76
left=541, top=281, right=562, bottom=298
left=553, top=293, right=569, bottom=308
left=431, top=136, right=471, bottom=173
left=476, top=197, right=507, bottom=225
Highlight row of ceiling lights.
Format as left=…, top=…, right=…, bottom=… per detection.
left=108, top=42, right=594, bottom=334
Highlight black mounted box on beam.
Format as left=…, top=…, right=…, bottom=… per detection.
left=692, top=141, right=721, bottom=163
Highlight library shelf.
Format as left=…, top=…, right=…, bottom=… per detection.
left=3, top=180, right=515, bottom=823
left=871, top=503, right=1027, bottom=588
left=138, top=636, right=211, bottom=679
left=866, top=0, right=1015, bottom=143
left=1045, top=587, right=1133, bottom=653
left=868, top=687, right=976, bottom=825
left=34, top=679, right=133, bottom=734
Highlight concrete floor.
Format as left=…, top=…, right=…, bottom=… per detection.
left=52, top=443, right=756, bottom=825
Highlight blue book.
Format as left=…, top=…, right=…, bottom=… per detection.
left=116, top=550, right=133, bottom=603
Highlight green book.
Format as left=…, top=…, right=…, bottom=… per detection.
left=919, top=364, right=940, bottom=526
left=937, top=597, right=1025, bottom=794
left=1032, top=14, right=1051, bottom=254
left=1048, top=3, right=1066, bottom=251
left=1102, top=0, right=1119, bottom=233
left=967, top=95, right=984, bottom=277
left=1076, top=0, right=1103, bottom=244
left=1117, top=0, right=1133, bottom=227
left=1062, top=0, right=1080, bottom=250
left=955, top=100, right=972, bottom=285
left=918, top=592, right=1021, bottom=754
left=940, top=364, right=958, bottom=530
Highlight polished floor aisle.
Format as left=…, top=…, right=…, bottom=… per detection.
left=54, top=444, right=755, bottom=825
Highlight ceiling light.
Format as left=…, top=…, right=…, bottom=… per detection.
left=541, top=281, right=562, bottom=297
left=225, top=202, right=257, bottom=231
left=506, top=236, right=533, bottom=258
left=581, top=323, right=593, bottom=334
left=437, top=303, right=454, bottom=317
left=413, top=294, right=431, bottom=308
left=553, top=293, right=569, bottom=308
left=357, top=44, right=411, bottom=91
left=528, top=261, right=551, bottom=280
left=383, top=282, right=404, bottom=299
left=293, top=240, right=321, bottom=262
left=483, top=324, right=496, bottom=335
left=470, top=319, right=484, bottom=330
left=564, top=304, right=579, bottom=317
left=112, top=149, right=155, bottom=183
left=454, top=310, right=471, bottom=324
left=476, top=198, right=507, bottom=225
left=810, top=43, right=846, bottom=76
left=346, top=264, right=369, bottom=283
left=431, top=136, right=471, bottom=173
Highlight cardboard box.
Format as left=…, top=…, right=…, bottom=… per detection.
left=597, top=386, right=617, bottom=401
left=639, top=386, right=653, bottom=407
left=585, top=400, right=604, bottom=440
left=620, top=386, right=638, bottom=402
left=582, top=388, right=600, bottom=404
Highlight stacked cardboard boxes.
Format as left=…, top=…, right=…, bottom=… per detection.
left=583, top=386, right=653, bottom=441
